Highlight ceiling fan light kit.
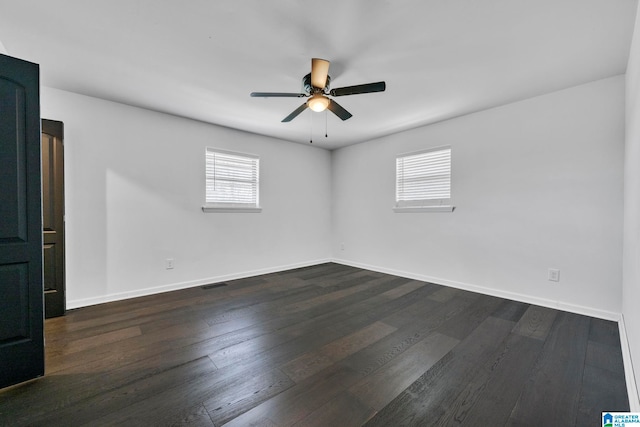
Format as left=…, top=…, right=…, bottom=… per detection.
left=250, top=58, right=386, bottom=123
left=307, top=94, right=330, bottom=112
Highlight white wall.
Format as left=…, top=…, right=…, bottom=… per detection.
left=332, top=76, right=625, bottom=318
left=41, top=87, right=332, bottom=308
left=624, top=2, right=640, bottom=409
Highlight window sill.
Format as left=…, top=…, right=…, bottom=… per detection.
left=202, top=206, right=262, bottom=213
left=393, top=206, right=455, bottom=213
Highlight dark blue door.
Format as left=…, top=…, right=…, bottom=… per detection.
left=0, top=53, right=44, bottom=389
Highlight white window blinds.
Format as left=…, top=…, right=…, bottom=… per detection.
left=205, top=148, right=260, bottom=208
left=396, top=146, right=451, bottom=207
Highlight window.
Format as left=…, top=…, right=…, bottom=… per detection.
left=395, top=146, right=453, bottom=212
left=203, top=148, right=261, bottom=212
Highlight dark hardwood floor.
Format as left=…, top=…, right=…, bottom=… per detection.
left=0, top=263, right=629, bottom=426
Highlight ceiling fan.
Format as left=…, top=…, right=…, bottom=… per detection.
left=250, top=58, right=386, bottom=122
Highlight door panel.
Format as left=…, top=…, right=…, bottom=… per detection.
left=43, top=243, right=57, bottom=291
left=0, top=263, right=29, bottom=341
left=0, top=53, right=44, bottom=389
left=41, top=120, right=65, bottom=318
left=0, top=79, right=27, bottom=243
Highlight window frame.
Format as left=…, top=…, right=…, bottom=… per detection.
left=202, top=147, right=262, bottom=213
left=393, top=145, right=454, bottom=213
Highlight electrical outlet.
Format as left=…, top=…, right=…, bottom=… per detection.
left=548, top=268, right=560, bottom=282
left=165, top=258, right=174, bottom=270
left=340, top=243, right=345, bottom=251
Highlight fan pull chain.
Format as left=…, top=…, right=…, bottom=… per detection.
left=309, top=109, right=313, bottom=143
left=325, top=110, right=328, bottom=138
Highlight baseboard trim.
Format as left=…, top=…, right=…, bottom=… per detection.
left=66, top=258, right=332, bottom=309
left=331, top=258, right=621, bottom=321
left=619, top=314, right=640, bottom=411
left=69, top=258, right=620, bottom=320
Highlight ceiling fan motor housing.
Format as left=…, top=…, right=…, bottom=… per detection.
left=303, top=73, right=330, bottom=94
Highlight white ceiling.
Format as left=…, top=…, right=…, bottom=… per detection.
left=0, top=0, right=637, bottom=150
